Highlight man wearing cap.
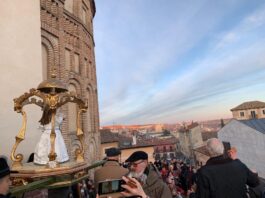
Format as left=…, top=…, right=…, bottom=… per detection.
left=94, top=147, right=128, bottom=198
left=124, top=151, right=172, bottom=198
left=0, top=158, right=11, bottom=198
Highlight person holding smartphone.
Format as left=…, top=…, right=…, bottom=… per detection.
left=94, top=147, right=128, bottom=198
left=121, top=176, right=149, bottom=198
left=123, top=151, right=172, bottom=198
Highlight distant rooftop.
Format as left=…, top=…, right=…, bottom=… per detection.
left=120, top=135, right=178, bottom=149
left=102, top=124, right=155, bottom=130
left=193, top=145, right=210, bottom=156
left=100, top=130, right=120, bottom=143
left=239, top=118, right=265, bottom=134
left=100, top=129, right=178, bottom=149
left=179, top=122, right=199, bottom=132
left=231, top=101, right=265, bottom=111
left=201, top=131, right=218, bottom=141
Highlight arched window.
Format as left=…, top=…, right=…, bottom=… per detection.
left=68, top=84, right=77, bottom=133
left=88, top=139, right=95, bottom=162
left=64, top=0, right=73, bottom=13
left=84, top=58, right=88, bottom=78
left=41, top=44, right=48, bottom=80
left=82, top=6, right=87, bottom=25
left=65, top=48, right=71, bottom=71
left=74, top=53, right=79, bottom=73
left=89, top=61, right=93, bottom=79
left=170, top=146, right=173, bottom=152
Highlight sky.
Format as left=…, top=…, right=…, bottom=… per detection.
left=93, top=0, right=265, bottom=126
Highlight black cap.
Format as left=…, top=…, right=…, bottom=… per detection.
left=105, top=147, right=121, bottom=157
left=125, top=151, right=148, bottom=162
left=0, top=158, right=10, bottom=179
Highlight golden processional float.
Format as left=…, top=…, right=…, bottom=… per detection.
left=9, top=72, right=101, bottom=194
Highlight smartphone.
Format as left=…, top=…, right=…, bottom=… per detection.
left=222, top=141, right=231, bottom=158
left=98, top=179, right=125, bottom=195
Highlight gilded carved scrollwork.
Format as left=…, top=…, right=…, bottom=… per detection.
left=74, top=170, right=86, bottom=179
left=11, top=110, right=27, bottom=168
left=75, top=109, right=86, bottom=162
left=11, top=83, right=88, bottom=168
left=58, top=91, right=88, bottom=162
left=11, top=89, right=46, bottom=168
left=12, top=177, right=29, bottom=186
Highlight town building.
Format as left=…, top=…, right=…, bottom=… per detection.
left=231, top=101, right=265, bottom=120
left=153, top=138, right=179, bottom=161
left=100, top=129, right=178, bottom=163
left=100, top=129, right=130, bottom=160
left=102, top=124, right=164, bottom=134
left=218, top=118, right=265, bottom=178
left=178, top=122, right=203, bottom=164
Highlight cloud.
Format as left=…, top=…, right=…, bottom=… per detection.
left=94, top=1, right=265, bottom=125
left=214, top=4, right=265, bottom=50
left=111, top=38, right=265, bottom=124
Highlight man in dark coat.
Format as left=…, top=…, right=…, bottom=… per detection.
left=0, top=158, right=11, bottom=198
left=196, top=138, right=259, bottom=198
left=122, top=151, right=172, bottom=198
left=94, top=147, right=128, bottom=198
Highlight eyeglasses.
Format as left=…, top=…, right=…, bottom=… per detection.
left=129, top=160, right=145, bottom=167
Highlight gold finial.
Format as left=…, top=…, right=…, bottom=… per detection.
left=37, top=66, right=68, bottom=93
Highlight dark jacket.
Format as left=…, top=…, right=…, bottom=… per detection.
left=142, top=164, right=172, bottom=198
left=196, top=156, right=259, bottom=198
left=248, top=178, right=265, bottom=198
left=0, top=194, right=11, bottom=198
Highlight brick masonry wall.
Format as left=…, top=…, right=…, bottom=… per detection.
left=40, top=0, right=99, bottom=163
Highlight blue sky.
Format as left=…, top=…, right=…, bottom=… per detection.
left=94, top=0, right=265, bottom=126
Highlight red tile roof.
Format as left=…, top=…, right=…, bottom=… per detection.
left=100, top=130, right=120, bottom=143
left=101, top=129, right=178, bottom=149
left=120, top=136, right=178, bottom=149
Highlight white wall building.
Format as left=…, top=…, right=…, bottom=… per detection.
left=218, top=119, right=265, bottom=178
left=231, top=101, right=265, bottom=120
left=179, top=123, right=203, bottom=163
left=0, top=1, right=42, bottom=162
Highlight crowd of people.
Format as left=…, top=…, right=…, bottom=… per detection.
left=1, top=138, right=265, bottom=197
left=94, top=138, right=264, bottom=198
left=153, top=158, right=197, bottom=197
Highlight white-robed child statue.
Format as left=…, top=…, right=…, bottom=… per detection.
left=34, top=107, right=69, bottom=165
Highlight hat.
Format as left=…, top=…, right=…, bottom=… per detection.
left=105, top=147, right=121, bottom=157
left=125, top=151, right=148, bottom=162
left=0, top=158, right=10, bottom=179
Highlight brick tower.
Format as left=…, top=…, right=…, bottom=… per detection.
left=40, top=0, right=99, bottom=163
